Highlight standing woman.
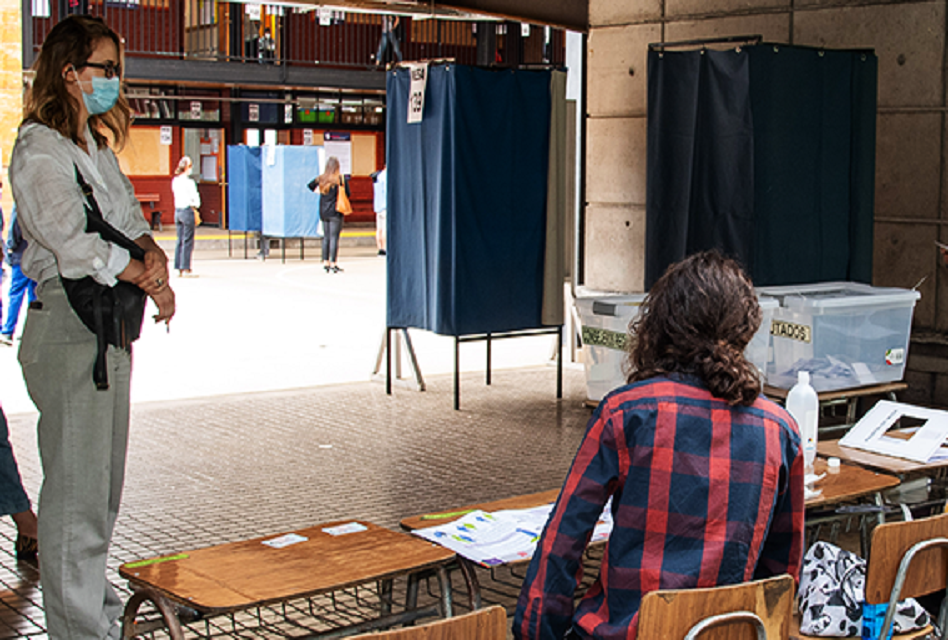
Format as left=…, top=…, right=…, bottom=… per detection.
left=317, top=156, right=349, bottom=273
left=172, top=155, right=201, bottom=277
left=9, top=14, right=175, bottom=639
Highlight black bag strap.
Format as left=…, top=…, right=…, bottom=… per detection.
left=74, top=165, right=146, bottom=261
left=72, top=165, right=147, bottom=390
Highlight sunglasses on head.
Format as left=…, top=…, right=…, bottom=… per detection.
left=78, top=61, right=121, bottom=79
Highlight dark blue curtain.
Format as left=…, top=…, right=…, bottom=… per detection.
left=645, top=44, right=876, bottom=288
left=386, top=65, right=551, bottom=336
left=226, top=145, right=262, bottom=232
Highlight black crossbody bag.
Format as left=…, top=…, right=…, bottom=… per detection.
left=61, top=165, right=147, bottom=390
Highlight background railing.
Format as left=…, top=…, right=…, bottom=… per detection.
left=29, top=1, right=566, bottom=70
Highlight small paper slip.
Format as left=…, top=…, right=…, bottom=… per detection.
left=262, top=533, right=308, bottom=549
left=322, top=522, right=368, bottom=536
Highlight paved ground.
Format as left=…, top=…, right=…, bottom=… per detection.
left=0, top=237, right=591, bottom=638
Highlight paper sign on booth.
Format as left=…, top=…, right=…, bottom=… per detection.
left=407, top=62, right=429, bottom=124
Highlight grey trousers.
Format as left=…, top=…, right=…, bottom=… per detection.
left=19, top=278, right=130, bottom=640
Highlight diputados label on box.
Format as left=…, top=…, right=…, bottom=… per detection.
left=770, top=319, right=812, bottom=344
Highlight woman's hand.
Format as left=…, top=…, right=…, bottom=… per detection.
left=133, top=248, right=170, bottom=296
left=150, top=286, right=176, bottom=324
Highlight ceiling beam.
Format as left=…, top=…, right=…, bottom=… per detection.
left=309, top=0, right=588, bottom=32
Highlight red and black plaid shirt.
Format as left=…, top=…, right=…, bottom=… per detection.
left=514, top=374, right=805, bottom=640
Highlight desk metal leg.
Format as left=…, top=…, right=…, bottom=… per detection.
left=457, top=557, right=483, bottom=610
left=437, top=565, right=454, bottom=618
left=486, top=333, right=492, bottom=385
left=122, top=586, right=186, bottom=640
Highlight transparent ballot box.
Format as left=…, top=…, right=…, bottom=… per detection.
left=756, top=282, right=920, bottom=392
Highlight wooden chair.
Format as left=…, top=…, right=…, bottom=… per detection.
left=348, top=605, right=507, bottom=639
left=637, top=574, right=795, bottom=639
left=792, top=511, right=948, bottom=639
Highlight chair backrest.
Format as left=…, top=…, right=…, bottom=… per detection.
left=636, top=574, right=794, bottom=640
left=865, top=511, right=948, bottom=604
left=348, top=606, right=507, bottom=640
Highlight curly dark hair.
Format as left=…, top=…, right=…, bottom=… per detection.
left=626, top=251, right=763, bottom=406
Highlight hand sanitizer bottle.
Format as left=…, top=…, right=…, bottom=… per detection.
left=786, top=371, right=819, bottom=474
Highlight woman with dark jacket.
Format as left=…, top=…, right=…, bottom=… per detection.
left=314, top=156, right=350, bottom=273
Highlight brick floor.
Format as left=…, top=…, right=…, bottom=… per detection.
left=0, top=366, right=591, bottom=638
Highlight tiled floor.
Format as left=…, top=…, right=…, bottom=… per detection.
left=0, top=366, right=592, bottom=638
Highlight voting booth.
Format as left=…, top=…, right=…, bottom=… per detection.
left=261, top=146, right=321, bottom=239
left=226, top=145, right=263, bottom=233
left=383, top=64, right=568, bottom=408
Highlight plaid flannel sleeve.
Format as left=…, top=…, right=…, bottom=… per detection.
left=513, top=405, right=623, bottom=640
left=753, top=421, right=805, bottom=583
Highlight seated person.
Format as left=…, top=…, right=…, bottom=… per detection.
left=514, top=251, right=804, bottom=640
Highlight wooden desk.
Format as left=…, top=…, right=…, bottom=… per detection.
left=819, top=438, right=948, bottom=479
left=807, top=457, right=900, bottom=509
left=764, top=381, right=907, bottom=425
left=119, top=520, right=457, bottom=638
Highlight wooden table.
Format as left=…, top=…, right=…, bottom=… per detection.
left=764, top=381, right=907, bottom=425
left=119, top=520, right=457, bottom=638
left=819, top=438, right=948, bottom=479
left=806, top=456, right=901, bottom=555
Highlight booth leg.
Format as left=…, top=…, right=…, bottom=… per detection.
left=486, top=333, right=492, bottom=386
left=454, top=337, right=460, bottom=411
left=557, top=325, right=563, bottom=399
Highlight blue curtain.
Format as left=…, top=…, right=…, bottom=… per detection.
left=261, top=146, right=321, bottom=238
left=386, top=65, right=551, bottom=336
left=226, top=146, right=262, bottom=232
left=645, top=44, right=876, bottom=288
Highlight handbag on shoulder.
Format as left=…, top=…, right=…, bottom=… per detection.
left=60, top=165, right=148, bottom=390
left=336, top=177, right=353, bottom=215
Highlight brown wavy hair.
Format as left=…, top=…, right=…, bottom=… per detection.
left=318, top=156, right=342, bottom=194
left=626, top=251, right=762, bottom=406
left=24, top=14, right=131, bottom=150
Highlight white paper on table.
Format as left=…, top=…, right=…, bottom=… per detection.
left=262, top=533, right=308, bottom=548
left=414, top=500, right=614, bottom=566
left=839, top=400, right=948, bottom=463
left=322, top=522, right=368, bottom=536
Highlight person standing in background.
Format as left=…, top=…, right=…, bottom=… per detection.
left=0, top=404, right=38, bottom=562
left=373, top=15, right=402, bottom=67
left=172, top=155, right=201, bottom=277
left=0, top=206, right=37, bottom=345
left=372, top=166, right=387, bottom=256
left=309, top=156, right=349, bottom=273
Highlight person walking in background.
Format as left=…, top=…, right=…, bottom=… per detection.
left=372, top=166, right=387, bottom=256
left=310, top=156, right=349, bottom=273
left=514, top=251, right=804, bottom=640
left=0, top=206, right=37, bottom=345
left=9, top=15, right=175, bottom=639
left=172, top=155, right=201, bottom=277
left=373, top=15, right=402, bottom=67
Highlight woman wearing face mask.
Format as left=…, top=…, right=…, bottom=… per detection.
left=9, top=15, right=174, bottom=639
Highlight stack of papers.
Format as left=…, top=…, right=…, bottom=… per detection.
left=413, top=502, right=613, bottom=567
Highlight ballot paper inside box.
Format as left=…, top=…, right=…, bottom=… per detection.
left=839, top=400, right=948, bottom=463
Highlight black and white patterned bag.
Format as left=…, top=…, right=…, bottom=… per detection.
left=797, top=541, right=930, bottom=636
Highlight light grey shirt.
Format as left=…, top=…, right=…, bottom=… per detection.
left=9, top=122, right=151, bottom=286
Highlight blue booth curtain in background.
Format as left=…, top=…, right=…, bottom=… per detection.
left=386, top=65, right=553, bottom=336
left=645, top=44, right=876, bottom=289
left=226, top=145, right=263, bottom=232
